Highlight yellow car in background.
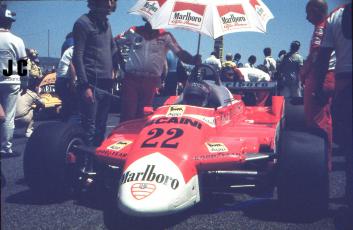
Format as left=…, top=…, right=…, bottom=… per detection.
left=38, top=72, right=62, bottom=114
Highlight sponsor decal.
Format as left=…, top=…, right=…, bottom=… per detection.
left=194, top=152, right=239, bottom=161
left=234, top=81, right=277, bottom=89
left=205, top=143, right=229, bottom=153
left=145, top=117, right=202, bottom=130
left=166, top=105, right=186, bottom=117
left=107, top=140, right=133, bottom=151
left=249, top=0, right=268, bottom=21
left=217, top=5, right=249, bottom=31
left=131, top=183, right=156, bottom=200
left=169, top=2, right=206, bottom=29
left=139, top=0, right=167, bottom=16
left=121, top=165, right=180, bottom=191
left=98, top=150, right=128, bottom=158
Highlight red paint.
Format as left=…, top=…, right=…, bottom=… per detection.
left=173, top=2, right=206, bottom=16
left=217, top=5, right=245, bottom=17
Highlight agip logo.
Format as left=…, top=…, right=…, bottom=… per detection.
left=169, top=2, right=206, bottom=30
left=217, top=5, right=249, bottom=32
left=140, top=0, right=167, bottom=16
left=107, top=140, right=132, bottom=151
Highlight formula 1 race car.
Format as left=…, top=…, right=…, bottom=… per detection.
left=23, top=65, right=328, bottom=221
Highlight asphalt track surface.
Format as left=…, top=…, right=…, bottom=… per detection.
left=1, top=112, right=351, bottom=230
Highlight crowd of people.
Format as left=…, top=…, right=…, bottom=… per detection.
left=0, top=0, right=352, bottom=224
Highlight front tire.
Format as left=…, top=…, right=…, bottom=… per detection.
left=23, top=122, right=87, bottom=195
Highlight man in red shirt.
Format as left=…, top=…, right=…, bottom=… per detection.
left=117, top=19, right=201, bottom=122
left=300, top=0, right=335, bottom=170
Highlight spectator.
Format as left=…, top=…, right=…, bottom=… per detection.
left=72, top=0, right=119, bottom=146
left=263, top=47, right=277, bottom=79
left=315, top=3, right=352, bottom=224
left=301, top=0, right=336, bottom=170
left=222, top=53, right=236, bottom=68
left=56, top=45, right=79, bottom=122
left=163, top=50, right=179, bottom=96
left=277, top=50, right=287, bottom=61
left=0, top=5, right=27, bottom=158
left=117, top=18, right=201, bottom=122
left=61, top=32, right=74, bottom=56
left=278, top=41, right=304, bottom=98
left=244, top=55, right=257, bottom=68
left=233, top=53, right=243, bottom=67
left=205, top=51, right=222, bottom=72
left=26, top=48, right=42, bottom=80
left=15, top=88, right=44, bottom=138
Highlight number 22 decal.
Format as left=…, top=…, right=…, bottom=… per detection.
left=141, top=128, right=184, bottom=149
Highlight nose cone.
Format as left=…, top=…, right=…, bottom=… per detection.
left=118, top=152, right=200, bottom=216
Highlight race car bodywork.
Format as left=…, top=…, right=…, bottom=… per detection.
left=24, top=65, right=328, bottom=219
left=95, top=95, right=284, bottom=216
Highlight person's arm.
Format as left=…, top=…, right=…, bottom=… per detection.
left=69, top=63, right=77, bottom=93
left=16, top=39, right=28, bottom=95
left=314, top=47, right=333, bottom=88
left=72, top=20, right=89, bottom=90
left=72, top=20, right=94, bottom=103
left=166, top=32, right=201, bottom=65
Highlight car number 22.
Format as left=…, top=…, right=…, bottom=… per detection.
left=141, top=128, right=184, bottom=149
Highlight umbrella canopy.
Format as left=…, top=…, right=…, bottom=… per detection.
left=130, top=0, right=274, bottom=39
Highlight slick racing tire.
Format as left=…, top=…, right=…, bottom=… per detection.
left=277, top=131, right=329, bottom=219
left=24, top=122, right=86, bottom=195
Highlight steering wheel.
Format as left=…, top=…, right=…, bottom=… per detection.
left=189, top=64, right=221, bottom=86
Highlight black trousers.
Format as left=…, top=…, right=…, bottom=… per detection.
left=55, top=78, right=79, bottom=121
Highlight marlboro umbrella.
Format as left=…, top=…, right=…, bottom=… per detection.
left=129, top=0, right=274, bottom=53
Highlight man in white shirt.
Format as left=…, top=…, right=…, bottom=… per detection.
left=315, top=3, right=352, bottom=220
left=55, top=46, right=79, bottom=122
left=205, top=51, right=222, bottom=72
left=244, top=55, right=257, bottom=68
left=263, top=48, right=277, bottom=79
left=0, top=5, right=27, bottom=157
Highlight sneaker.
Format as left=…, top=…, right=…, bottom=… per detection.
left=1, top=151, right=21, bottom=159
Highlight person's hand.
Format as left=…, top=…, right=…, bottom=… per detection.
left=84, top=88, right=95, bottom=104
left=193, top=55, right=202, bottom=66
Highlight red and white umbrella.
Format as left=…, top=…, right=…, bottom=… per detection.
left=129, top=0, right=274, bottom=54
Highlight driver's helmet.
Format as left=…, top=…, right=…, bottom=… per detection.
left=183, top=80, right=210, bottom=107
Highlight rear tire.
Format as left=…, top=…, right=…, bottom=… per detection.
left=23, top=122, right=86, bottom=195
left=277, top=131, right=329, bottom=219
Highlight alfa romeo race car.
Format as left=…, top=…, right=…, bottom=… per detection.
left=23, top=65, right=328, bottom=220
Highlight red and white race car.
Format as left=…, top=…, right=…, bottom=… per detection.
left=24, top=65, right=328, bottom=220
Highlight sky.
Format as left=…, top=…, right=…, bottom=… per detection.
left=4, top=0, right=351, bottom=63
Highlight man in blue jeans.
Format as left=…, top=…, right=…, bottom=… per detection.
left=0, top=5, right=27, bottom=158
left=72, top=0, right=119, bottom=146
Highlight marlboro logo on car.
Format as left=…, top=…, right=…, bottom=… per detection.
left=107, top=140, right=133, bottom=151
left=121, top=165, right=180, bottom=191
left=217, top=5, right=249, bottom=32
left=139, top=0, right=166, bottom=16
left=169, top=2, right=206, bottom=30
left=205, top=143, right=229, bottom=153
